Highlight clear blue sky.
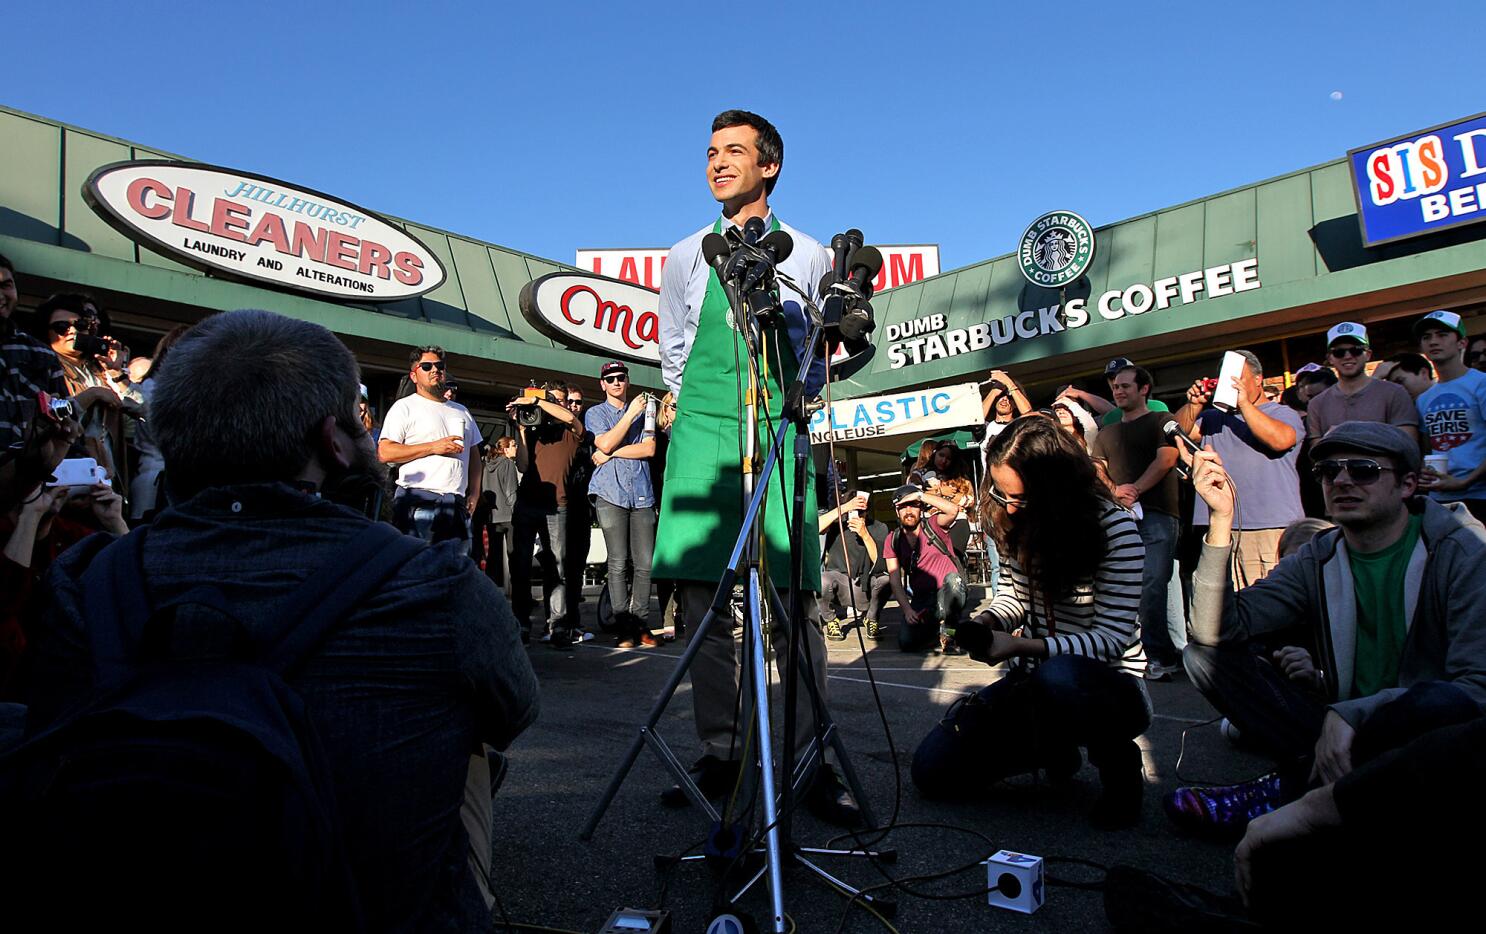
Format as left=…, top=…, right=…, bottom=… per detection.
left=7, top=1, right=1481, bottom=272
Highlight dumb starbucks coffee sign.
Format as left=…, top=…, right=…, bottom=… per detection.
left=84, top=161, right=446, bottom=301
left=1017, top=210, right=1096, bottom=288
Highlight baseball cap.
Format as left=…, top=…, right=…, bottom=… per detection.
left=1104, top=357, right=1135, bottom=377
left=1326, top=322, right=1369, bottom=348
left=1310, top=422, right=1421, bottom=474
left=1294, top=362, right=1324, bottom=375
left=1413, top=309, right=1466, bottom=339
left=891, top=484, right=922, bottom=508
left=600, top=361, right=629, bottom=379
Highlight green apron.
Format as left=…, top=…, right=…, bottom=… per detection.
left=651, top=218, right=820, bottom=589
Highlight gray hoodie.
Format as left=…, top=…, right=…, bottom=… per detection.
left=1191, top=497, right=1486, bottom=729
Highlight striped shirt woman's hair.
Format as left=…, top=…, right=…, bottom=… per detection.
left=982, top=415, right=1111, bottom=602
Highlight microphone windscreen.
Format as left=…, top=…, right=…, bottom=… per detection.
left=702, top=233, right=732, bottom=269
left=759, top=230, right=793, bottom=263
left=743, top=216, right=766, bottom=244
left=847, top=245, right=884, bottom=279
left=845, top=228, right=864, bottom=244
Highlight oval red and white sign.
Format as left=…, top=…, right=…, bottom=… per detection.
left=519, top=272, right=661, bottom=365
left=83, top=160, right=446, bottom=302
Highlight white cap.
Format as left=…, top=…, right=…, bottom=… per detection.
left=1413, top=309, right=1466, bottom=338
left=1326, top=322, right=1369, bottom=348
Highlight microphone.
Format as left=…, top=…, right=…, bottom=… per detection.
left=1162, top=420, right=1201, bottom=480
left=830, top=228, right=863, bottom=284
left=737, top=229, right=793, bottom=294
left=845, top=245, right=883, bottom=297
left=742, top=215, right=766, bottom=246
left=702, top=232, right=733, bottom=273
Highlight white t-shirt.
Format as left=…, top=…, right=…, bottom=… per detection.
left=381, top=393, right=481, bottom=495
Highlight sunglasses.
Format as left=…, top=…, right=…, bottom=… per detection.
left=985, top=485, right=1030, bottom=510
left=1312, top=458, right=1395, bottom=485
left=1329, top=345, right=1366, bottom=359
left=47, top=320, right=80, bottom=336
left=602, top=375, right=627, bottom=383
left=566, top=399, right=584, bottom=407
left=416, top=361, right=447, bottom=372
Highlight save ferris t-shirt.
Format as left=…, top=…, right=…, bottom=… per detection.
left=1417, top=369, right=1486, bottom=502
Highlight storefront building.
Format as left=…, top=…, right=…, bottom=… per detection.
left=4, top=105, right=1484, bottom=490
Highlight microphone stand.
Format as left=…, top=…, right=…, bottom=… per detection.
left=581, top=262, right=895, bottom=932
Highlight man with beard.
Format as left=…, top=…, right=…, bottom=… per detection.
left=20, top=309, right=538, bottom=929
left=378, top=346, right=483, bottom=544
left=1304, top=322, right=1419, bottom=443
left=884, top=485, right=964, bottom=653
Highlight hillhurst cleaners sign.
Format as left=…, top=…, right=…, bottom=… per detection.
left=1348, top=112, right=1486, bottom=246
left=885, top=259, right=1260, bottom=368
left=83, top=161, right=446, bottom=301
left=808, top=382, right=982, bottom=444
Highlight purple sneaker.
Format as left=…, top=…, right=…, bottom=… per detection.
left=1162, top=772, right=1282, bottom=840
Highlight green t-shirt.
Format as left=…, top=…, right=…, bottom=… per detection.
left=1348, top=513, right=1422, bottom=698
left=1099, top=399, right=1169, bottom=426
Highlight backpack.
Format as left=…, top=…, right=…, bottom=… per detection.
left=0, top=521, right=424, bottom=932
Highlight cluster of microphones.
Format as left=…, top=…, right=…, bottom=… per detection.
left=701, top=219, right=882, bottom=358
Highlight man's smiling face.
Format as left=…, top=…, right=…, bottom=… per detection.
left=707, top=124, right=777, bottom=205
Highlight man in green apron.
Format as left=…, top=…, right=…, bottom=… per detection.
left=652, top=110, right=859, bottom=825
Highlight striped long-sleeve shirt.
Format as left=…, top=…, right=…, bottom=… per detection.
left=974, top=502, right=1147, bottom=677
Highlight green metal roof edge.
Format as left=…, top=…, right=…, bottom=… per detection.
left=0, top=103, right=577, bottom=273
left=0, top=232, right=662, bottom=384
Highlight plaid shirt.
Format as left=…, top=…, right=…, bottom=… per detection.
left=1, top=318, right=67, bottom=451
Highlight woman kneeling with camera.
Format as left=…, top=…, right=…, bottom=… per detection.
left=911, top=416, right=1152, bottom=829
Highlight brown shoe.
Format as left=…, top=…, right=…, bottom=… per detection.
left=639, top=631, right=660, bottom=648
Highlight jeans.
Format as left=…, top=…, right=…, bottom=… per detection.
left=592, top=498, right=656, bottom=624
left=1183, top=642, right=1479, bottom=798
left=818, top=571, right=891, bottom=623
left=901, top=572, right=967, bottom=652
left=1136, top=511, right=1184, bottom=665
left=482, top=521, right=512, bottom=590
left=912, top=655, right=1152, bottom=797
left=511, top=507, right=571, bottom=632
left=392, top=488, right=469, bottom=544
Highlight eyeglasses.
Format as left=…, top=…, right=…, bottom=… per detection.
left=1329, top=345, right=1366, bottom=359
left=602, top=375, right=627, bottom=384
left=985, top=485, right=1030, bottom=510
left=1312, top=458, right=1394, bottom=485
left=566, top=399, right=584, bottom=408
left=416, top=361, right=447, bottom=372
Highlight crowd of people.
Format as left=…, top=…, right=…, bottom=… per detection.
left=3, top=105, right=1486, bottom=930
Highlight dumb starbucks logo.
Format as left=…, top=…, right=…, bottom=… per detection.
left=1018, top=211, right=1096, bottom=288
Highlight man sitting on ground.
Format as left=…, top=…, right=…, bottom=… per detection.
left=1166, top=421, right=1486, bottom=838
left=20, top=310, right=539, bottom=928
left=884, top=484, right=963, bottom=654
left=818, top=489, right=890, bottom=642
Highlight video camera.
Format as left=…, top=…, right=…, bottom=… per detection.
left=511, top=383, right=553, bottom=429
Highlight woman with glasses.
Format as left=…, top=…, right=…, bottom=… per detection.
left=40, top=293, right=140, bottom=496
left=911, top=416, right=1152, bottom=829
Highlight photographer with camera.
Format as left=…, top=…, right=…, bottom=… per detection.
left=1173, top=349, right=1302, bottom=585
left=507, top=381, right=583, bottom=646
left=913, top=417, right=1151, bottom=829
left=10, top=310, right=538, bottom=929
left=378, top=346, right=482, bottom=544
left=584, top=362, right=658, bottom=648
left=40, top=293, right=140, bottom=493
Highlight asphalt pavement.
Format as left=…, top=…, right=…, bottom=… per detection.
left=490, top=590, right=1271, bottom=933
